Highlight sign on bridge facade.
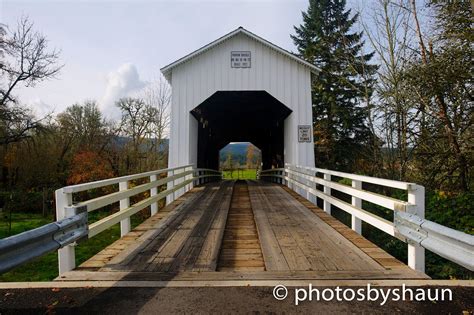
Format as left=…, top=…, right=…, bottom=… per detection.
left=161, top=27, right=317, bottom=172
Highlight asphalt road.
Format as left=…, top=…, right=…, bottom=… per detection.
left=0, top=286, right=473, bottom=314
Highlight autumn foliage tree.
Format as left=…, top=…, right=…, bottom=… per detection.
left=67, top=151, right=113, bottom=185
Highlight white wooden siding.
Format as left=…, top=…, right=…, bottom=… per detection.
left=166, top=32, right=315, bottom=172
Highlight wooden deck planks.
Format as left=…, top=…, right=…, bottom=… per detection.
left=117, top=180, right=234, bottom=272
left=279, top=186, right=384, bottom=271
left=248, top=181, right=386, bottom=272
left=72, top=180, right=428, bottom=282
left=78, top=188, right=202, bottom=270
left=281, top=185, right=413, bottom=271
left=217, top=181, right=265, bottom=271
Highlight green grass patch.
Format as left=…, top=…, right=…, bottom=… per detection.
left=0, top=210, right=147, bottom=282
left=222, top=169, right=257, bottom=180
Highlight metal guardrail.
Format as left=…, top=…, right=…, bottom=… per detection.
left=394, top=211, right=474, bottom=271
left=260, top=164, right=474, bottom=272
left=0, top=209, right=88, bottom=274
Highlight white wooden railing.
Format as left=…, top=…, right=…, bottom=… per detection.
left=55, top=165, right=221, bottom=274
left=259, top=163, right=474, bottom=273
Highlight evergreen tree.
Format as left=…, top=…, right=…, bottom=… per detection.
left=291, top=0, right=377, bottom=171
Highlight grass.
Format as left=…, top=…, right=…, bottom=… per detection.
left=0, top=210, right=147, bottom=282
left=222, top=169, right=257, bottom=180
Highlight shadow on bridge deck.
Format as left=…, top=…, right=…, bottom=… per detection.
left=56, top=180, right=428, bottom=284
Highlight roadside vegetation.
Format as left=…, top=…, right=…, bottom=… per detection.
left=222, top=169, right=258, bottom=180
left=291, top=0, right=472, bottom=279
left=0, top=210, right=148, bottom=281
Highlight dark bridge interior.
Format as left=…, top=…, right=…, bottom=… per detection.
left=191, top=91, right=292, bottom=170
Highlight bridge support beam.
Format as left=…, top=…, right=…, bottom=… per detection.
left=407, top=185, right=425, bottom=272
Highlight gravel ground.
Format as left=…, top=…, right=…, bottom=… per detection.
left=0, top=286, right=472, bottom=314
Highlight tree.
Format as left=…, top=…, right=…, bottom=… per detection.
left=291, top=0, right=378, bottom=171
left=141, top=77, right=171, bottom=161
left=0, top=16, right=61, bottom=145
left=403, top=0, right=473, bottom=191
left=246, top=144, right=255, bottom=169
left=225, top=153, right=234, bottom=178
left=362, top=0, right=416, bottom=180
left=57, top=101, right=109, bottom=152
left=116, top=97, right=158, bottom=172
left=67, top=151, right=114, bottom=185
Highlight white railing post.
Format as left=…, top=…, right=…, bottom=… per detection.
left=119, top=181, right=131, bottom=237
left=351, top=180, right=362, bottom=234
left=150, top=175, right=158, bottom=216
left=323, top=173, right=331, bottom=215
left=304, top=168, right=312, bottom=201
left=173, top=168, right=179, bottom=199
left=167, top=169, right=175, bottom=204
left=407, top=184, right=425, bottom=272
left=55, top=188, right=75, bottom=274
left=187, top=166, right=194, bottom=190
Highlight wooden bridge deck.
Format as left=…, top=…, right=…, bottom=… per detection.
left=57, top=180, right=428, bottom=282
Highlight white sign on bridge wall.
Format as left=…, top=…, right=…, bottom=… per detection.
left=298, top=125, right=312, bottom=142
left=231, top=51, right=251, bottom=68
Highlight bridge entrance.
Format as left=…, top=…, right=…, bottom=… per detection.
left=161, top=27, right=316, bottom=173
left=219, top=142, right=261, bottom=179
left=192, top=91, right=290, bottom=170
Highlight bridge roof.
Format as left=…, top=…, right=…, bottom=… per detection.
left=160, top=27, right=320, bottom=82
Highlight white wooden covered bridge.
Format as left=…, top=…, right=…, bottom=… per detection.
left=1, top=28, right=472, bottom=285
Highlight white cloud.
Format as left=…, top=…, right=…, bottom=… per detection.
left=100, top=63, right=147, bottom=119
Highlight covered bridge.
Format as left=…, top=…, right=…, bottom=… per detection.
left=161, top=27, right=316, bottom=170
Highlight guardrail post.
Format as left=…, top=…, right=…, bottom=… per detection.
left=407, top=184, right=425, bottom=272
left=323, top=173, right=331, bottom=215
left=351, top=180, right=362, bottom=234
left=150, top=175, right=158, bottom=216
left=119, top=181, right=131, bottom=237
left=55, top=188, right=75, bottom=274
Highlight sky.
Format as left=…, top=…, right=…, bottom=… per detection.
left=2, top=0, right=417, bottom=120
left=1, top=0, right=317, bottom=119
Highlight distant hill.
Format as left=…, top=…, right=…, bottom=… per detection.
left=219, top=142, right=261, bottom=166
left=220, top=142, right=250, bottom=157
left=111, top=136, right=169, bottom=152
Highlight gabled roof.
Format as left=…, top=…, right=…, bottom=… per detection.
left=160, top=27, right=319, bottom=82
